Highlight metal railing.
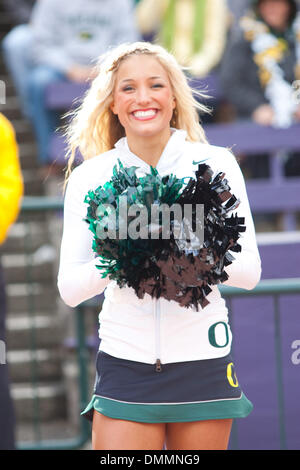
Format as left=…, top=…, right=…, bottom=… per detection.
left=219, top=279, right=300, bottom=450
left=16, top=196, right=91, bottom=450
left=18, top=306, right=91, bottom=450
left=12, top=196, right=300, bottom=449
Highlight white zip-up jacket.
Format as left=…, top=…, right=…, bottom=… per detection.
left=57, top=129, right=261, bottom=366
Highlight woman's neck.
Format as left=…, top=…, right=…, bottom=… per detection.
left=126, top=128, right=172, bottom=168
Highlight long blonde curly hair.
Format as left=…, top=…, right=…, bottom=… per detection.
left=63, top=41, right=210, bottom=186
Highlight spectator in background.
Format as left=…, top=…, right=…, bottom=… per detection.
left=226, top=0, right=252, bottom=29
left=219, top=0, right=300, bottom=177
left=2, top=1, right=37, bottom=119
left=226, top=0, right=251, bottom=18
left=225, top=0, right=253, bottom=41
left=136, top=0, right=230, bottom=79
left=0, top=113, right=24, bottom=450
left=2, top=0, right=140, bottom=171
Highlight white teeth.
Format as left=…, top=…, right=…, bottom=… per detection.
left=133, top=110, right=156, bottom=118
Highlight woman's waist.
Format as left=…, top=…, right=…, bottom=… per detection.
left=103, top=280, right=226, bottom=310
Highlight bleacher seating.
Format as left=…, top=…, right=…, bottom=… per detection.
left=46, top=79, right=300, bottom=230
left=227, top=231, right=300, bottom=449
left=205, top=122, right=300, bottom=231
left=45, top=81, right=88, bottom=111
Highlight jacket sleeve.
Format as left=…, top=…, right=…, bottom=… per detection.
left=57, top=166, right=111, bottom=307
left=217, top=149, right=262, bottom=290
left=0, top=114, right=23, bottom=245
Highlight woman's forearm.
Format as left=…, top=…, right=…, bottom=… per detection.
left=57, top=258, right=110, bottom=307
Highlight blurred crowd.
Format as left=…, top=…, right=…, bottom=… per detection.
left=1, top=0, right=300, bottom=450
left=1, top=0, right=299, bottom=174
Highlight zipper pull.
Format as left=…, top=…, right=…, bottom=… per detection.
left=155, top=359, right=162, bottom=372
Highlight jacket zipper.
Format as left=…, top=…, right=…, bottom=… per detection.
left=154, top=298, right=162, bottom=372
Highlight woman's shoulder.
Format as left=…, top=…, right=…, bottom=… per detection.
left=67, top=148, right=120, bottom=186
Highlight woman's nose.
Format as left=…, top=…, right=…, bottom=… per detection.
left=136, top=86, right=151, bottom=105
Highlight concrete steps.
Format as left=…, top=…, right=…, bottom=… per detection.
left=2, top=253, right=55, bottom=283
left=16, top=419, right=89, bottom=447
left=0, top=74, right=15, bottom=102
left=1, top=206, right=66, bottom=428
left=7, top=349, right=63, bottom=382
left=1, top=95, right=23, bottom=120
left=18, top=142, right=39, bottom=169
left=22, top=169, right=45, bottom=195
left=6, top=282, right=58, bottom=313
left=3, top=221, right=51, bottom=254
left=0, top=13, right=93, bottom=445
left=6, top=314, right=62, bottom=351
left=11, top=118, right=36, bottom=144
left=11, top=382, right=67, bottom=421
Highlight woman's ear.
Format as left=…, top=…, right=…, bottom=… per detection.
left=172, top=96, right=176, bottom=110
left=110, top=100, right=117, bottom=115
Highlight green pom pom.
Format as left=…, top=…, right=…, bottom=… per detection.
left=84, top=159, right=186, bottom=283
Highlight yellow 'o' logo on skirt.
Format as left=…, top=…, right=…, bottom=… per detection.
left=227, top=362, right=239, bottom=388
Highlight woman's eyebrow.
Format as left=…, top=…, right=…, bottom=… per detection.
left=119, top=76, right=165, bottom=84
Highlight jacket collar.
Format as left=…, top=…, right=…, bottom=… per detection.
left=114, top=128, right=187, bottom=173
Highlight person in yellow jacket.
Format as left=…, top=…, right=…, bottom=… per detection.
left=136, top=0, right=230, bottom=78
left=0, top=112, right=23, bottom=245
left=0, top=112, right=23, bottom=450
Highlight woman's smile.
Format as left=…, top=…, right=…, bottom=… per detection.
left=131, top=108, right=159, bottom=121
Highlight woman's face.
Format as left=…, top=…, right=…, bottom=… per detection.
left=258, top=0, right=291, bottom=31
left=110, top=54, right=176, bottom=143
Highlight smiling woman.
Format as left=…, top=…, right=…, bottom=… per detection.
left=58, top=42, right=261, bottom=450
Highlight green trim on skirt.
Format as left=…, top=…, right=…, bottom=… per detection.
left=81, top=393, right=253, bottom=423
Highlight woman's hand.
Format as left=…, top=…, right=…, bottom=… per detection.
left=251, top=104, right=274, bottom=126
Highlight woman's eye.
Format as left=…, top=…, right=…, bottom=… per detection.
left=121, top=83, right=163, bottom=92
